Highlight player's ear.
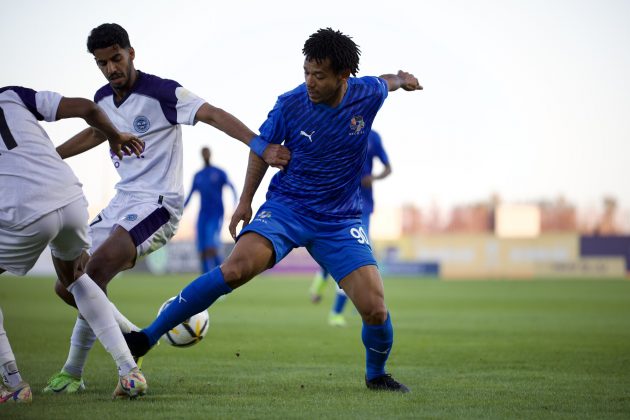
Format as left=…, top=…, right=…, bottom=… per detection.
left=339, top=69, right=351, bottom=81
left=128, top=47, right=135, bottom=61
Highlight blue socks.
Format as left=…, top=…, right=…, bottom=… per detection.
left=362, top=312, right=393, bottom=381
left=143, top=267, right=232, bottom=346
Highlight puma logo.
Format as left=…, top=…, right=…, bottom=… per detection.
left=300, top=130, right=315, bottom=142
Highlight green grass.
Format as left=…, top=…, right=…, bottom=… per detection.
left=1, top=274, right=629, bottom=419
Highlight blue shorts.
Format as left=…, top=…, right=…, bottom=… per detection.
left=239, top=200, right=376, bottom=282
left=361, top=210, right=371, bottom=239
left=196, top=214, right=222, bottom=252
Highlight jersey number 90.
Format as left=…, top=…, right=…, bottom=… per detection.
left=350, top=226, right=369, bottom=245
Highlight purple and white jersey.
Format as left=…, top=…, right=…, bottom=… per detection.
left=0, top=86, right=84, bottom=230
left=94, top=71, right=205, bottom=212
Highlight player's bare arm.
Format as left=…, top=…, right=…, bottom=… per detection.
left=55, top=97, right=143, bottom=159
left=194, top=103, right=291, bottom=169
left=379, top=70, right=422, bottom=92
left=228, top=152, right=270, bottom=239
left=56, top=127, right=105, bottom=159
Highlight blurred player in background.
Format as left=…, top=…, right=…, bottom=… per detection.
left=310, top=129, right=392, bottom=327
left=185, top=147, right=237, bottom=273
left=0, top=86, right=147, bottom=401
left=44, top=23, right=290, bottom=394
left=124, top=28, right=421, bottom=393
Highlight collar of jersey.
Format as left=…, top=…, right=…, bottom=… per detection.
left=112, top=70, right=145, bottom=108
left=312, top=80, right=351, bottom=112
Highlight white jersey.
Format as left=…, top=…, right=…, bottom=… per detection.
left=94, top=71, right=205, bottom=216
left=0, top=87, right=84, bottom=230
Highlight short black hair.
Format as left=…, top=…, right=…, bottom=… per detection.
left=87, top=23, right=131, bottom=53
left=302, top=28, right=361, bottom=76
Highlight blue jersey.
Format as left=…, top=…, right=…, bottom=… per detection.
left=184, top=165, right=233, bottom=218
left=259, top=76, right=388, bottom=221
left=361, top=130, right=390, bottom=214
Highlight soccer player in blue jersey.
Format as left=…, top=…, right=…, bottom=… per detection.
left=124, top=28, right=421, bottom=393
left=185, top=147, right=237, bottom=273
left=310, top=130, right=392, bottom=327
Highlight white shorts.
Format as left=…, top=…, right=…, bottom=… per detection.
left=89, top=191, right=180, bottom=259
left=0, top=198, right=90, bottom=275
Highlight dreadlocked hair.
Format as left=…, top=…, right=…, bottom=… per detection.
left=302, top=28, right=361, bottom=76
left=87, top=23, right=131, bottom=53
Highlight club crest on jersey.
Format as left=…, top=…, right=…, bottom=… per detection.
left=349, top=115, right=365, bottom=135
left=124, top=214, right=138, bottom=222
left=133, top=116, right=150, bottom=133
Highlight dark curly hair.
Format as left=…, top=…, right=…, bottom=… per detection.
left=302, top=28, right=361, bottom=76
left=87, top=23, right=131, bottom=53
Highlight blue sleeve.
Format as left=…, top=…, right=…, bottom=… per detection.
left=364, top=76, right=388, bottom=110
left=258, top=99, right=288, bottom=144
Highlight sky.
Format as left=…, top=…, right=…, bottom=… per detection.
left=2, top=0, right=629, bottom=235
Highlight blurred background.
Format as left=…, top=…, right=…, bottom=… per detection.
left=3, top=0, right=629, bottom=278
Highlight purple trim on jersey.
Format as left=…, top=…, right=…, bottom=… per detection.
left=0, top=86, right=45, bottom=120
left=93, top=71, right=182, bottom=125
left=128, top=206, right=171, bottom=247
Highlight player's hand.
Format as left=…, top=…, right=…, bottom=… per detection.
left=398, top=70, right=423, bottom=91
left=262, top=144, right=291, bottom=170
left=109, top=133, right=144, bottom=159
left=229, top=201, right=253, bottom=240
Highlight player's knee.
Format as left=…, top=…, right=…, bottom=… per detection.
left=361, top=304, right=388, bottom=325
left=220, top=260, right=255, bottom=288
left=85, top=254, right=116, bottom=288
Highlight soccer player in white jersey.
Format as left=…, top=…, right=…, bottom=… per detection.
left=0, top=86, right=148, bottom=401
left=44, top=23, right=290, bottom=393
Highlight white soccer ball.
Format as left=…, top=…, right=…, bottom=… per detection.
left=157, top=296, right=210, bottom=347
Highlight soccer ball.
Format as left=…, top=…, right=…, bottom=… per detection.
left=157, top=296, right=210, bottom=347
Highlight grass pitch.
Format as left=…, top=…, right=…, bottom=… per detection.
left=1, top=273, right=629, bottom=419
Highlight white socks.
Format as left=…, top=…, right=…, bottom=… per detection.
left=63, top=318, right=96, bottom=377
left=110, top=302, right=140, bottom=333
left=66, top=275, right=136, bottom=376
left=0, top=308, right=23, bottom=388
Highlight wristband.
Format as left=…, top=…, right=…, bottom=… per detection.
left=249, top=136, right=268, bottom=158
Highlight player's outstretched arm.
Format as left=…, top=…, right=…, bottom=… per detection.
left=56, top=127, right=106, bottom=159
left=55, top=97, right=143, bottom=159
left=195, top=103, right=291, bottom=169
left=379, top=71, right=423, bottom=92
left=228, top=152, right=269, bottom=239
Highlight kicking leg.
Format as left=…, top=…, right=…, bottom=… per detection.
left=125, top=232, right=275, bottom=357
